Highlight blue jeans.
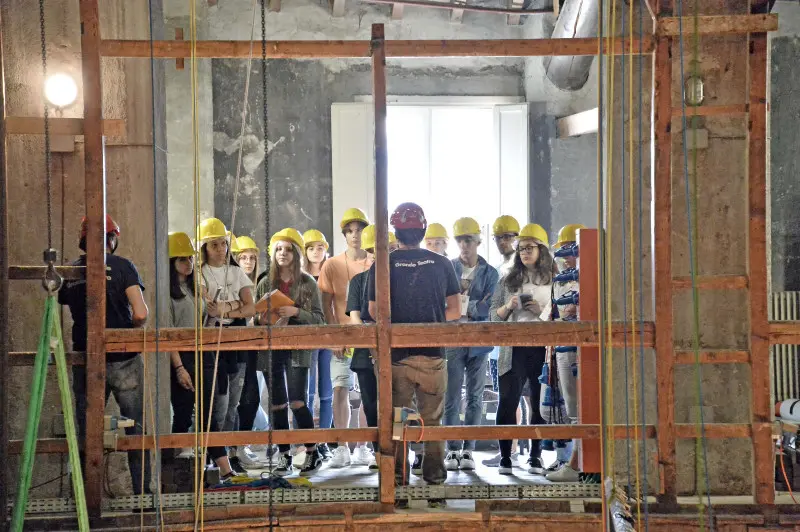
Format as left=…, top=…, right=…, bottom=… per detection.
left=444, top=347, right=488, bottom=452
left=310, top=349, right=334, bottom=429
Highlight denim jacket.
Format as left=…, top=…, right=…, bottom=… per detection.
left=451, top=255, right=499, bottom=357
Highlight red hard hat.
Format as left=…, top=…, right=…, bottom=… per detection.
left=80, top=214, right=121, bottom=239
left=390, top=202, right=427, bottom=230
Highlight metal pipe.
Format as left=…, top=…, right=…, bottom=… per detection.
left=360, top=0, right=551, bottom=16
left=543, top=0, right=600, bottom=91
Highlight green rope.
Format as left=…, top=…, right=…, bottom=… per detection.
left=11, top=296, right=89, bottom=532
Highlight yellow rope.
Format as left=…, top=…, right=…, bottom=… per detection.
left=627, top=0, right=642, bottom=521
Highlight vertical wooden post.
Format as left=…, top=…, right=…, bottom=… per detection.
left=652, top=35, right=677, bottom=506
left=371, top=23, right=395, bottom=506
left=747, top=32, right=774, bottom=505
left=577, top=228, right=601, bottom=474
left=80, top=0, right=108, bottom=517
left=0, top=11, right=9, bottom=530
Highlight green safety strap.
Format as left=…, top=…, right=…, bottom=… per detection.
left=11, top=295, right=89, bottom=531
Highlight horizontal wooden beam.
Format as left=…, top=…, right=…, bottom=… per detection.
left=769, top=321, right=800, bottom=345
left=9, top=351, right=86, bottom=366
left=672, top=275, right=748, bottom=290
left=8, top=265, right=85, bottom=281
left=671, top=104, right=748, bottom=118
left=675, top=349, right=750, bottom=364
left=556, top=108, right=598, bottom=138
left=100, top=37, right=654, bottom=59
left=105, top=321, right=655, bottom=352
left=10, top=422, right=759, bottom=454
left=658, top=14, right=778, bottom=36
left=4, top=117, right=125, bottom=136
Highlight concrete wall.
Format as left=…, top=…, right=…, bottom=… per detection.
left=165, top=0, right=526, bottom=245
left=769, top=2, right=800, bottom=292
left=2, top=0, right=168, bottom=497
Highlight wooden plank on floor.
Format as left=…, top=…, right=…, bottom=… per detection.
left=747, top=31, right=774, bottom=506
left=100, top=37, right=655, bottom=59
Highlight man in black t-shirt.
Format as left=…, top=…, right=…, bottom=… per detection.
left=368, top=203, right=460, bottom=491
left=59, top=214, right=151, bottom=495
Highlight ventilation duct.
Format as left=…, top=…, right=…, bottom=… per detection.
left=543, top=0, right=599, bottom=91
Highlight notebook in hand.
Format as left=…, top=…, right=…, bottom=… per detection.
left=255, top=289, right=295, bottom=324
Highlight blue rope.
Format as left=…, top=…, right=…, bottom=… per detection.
left=636, top=0, right=649, bottom=528
left=146, top=0, right=162, bottom=526
left=674, top=0, right=715, bottom=526
left=620, top=0, right=633, bottom=499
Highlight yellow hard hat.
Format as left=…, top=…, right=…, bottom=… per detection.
left=269, top=228, right=305, bottom=255
left=229, top=233, right=241, bottom=253
left=360, top=224, right=397, bottom=251
left=236, top=235, right=260, bottom=253
left=197, top=217, right=228, bottom=243
left=340, top=207, right=370, bottom=229
left=302, top=229, right=329, bottom=250
left=518, top=223, right=549, bottom=247
left=168, top=232, right=195, bottom=258
left=453, top=217, right=481, bottom=238
left=425, top=223, right=448, bottom=240
left=492, top=215, right=521, bottom=236
left=555, top=224, right=586, bottom=248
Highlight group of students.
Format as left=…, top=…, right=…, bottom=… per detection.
left=57, top=205, right=585, bottom=495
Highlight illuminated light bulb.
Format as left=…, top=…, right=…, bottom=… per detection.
left=44, top=73, right=78, bottom=108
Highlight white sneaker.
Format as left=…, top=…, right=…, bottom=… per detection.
left=249, top=443, right=269, bottom=453
left=368, top=456, right=379, bottom=470
left=329, top=446, right=352, bottom=468
left=546, top=464, right=581, bottom=482
left=444, top=451, right=460, bottom=471
left=237, top=445, right=268, bottom=468
left=352, top=446, right=374, bottom=466
left=459, top=451, right=476, bottom=470
left=177, top=447, right=194, bottom=459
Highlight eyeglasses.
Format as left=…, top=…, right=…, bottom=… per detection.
left=494, top=234, right=516, bottom=242
left=518, top=245, right=538, bottom=254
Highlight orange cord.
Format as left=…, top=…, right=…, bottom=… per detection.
left=779, top=439, right=798, bottom=504
left=401, top=413, right=424, bottom=485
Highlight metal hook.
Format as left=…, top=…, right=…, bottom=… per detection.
left=42, top=248, right=63, bottom=293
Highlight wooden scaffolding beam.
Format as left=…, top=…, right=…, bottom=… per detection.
left=79, top=0, right=107, bottom=518
left=0, top=6, right=8, bottom=525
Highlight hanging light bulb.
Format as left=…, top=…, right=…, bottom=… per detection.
left=44, top=73, right=78, bottom=108
left=683, top=60, right=705, bottom=107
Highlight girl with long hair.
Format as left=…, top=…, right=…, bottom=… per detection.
left=255, top=228, right=325, bottom=476
left=490, top=223, right=554, bottom=476
left=168, top=230, right=242, bottom=482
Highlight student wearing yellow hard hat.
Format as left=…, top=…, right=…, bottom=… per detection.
left=343, top=225, right=399, bottom=471
left=490, top=223, right=555, bottom=476
left=544, top=223, right=586, bottom=483
left=318, top=208, right=373, bottom=469
left=60, top=214, right=151, bottom=494
left=254, top=228, right=325, bottom=477
left=424, top=222, right=449, bottom=256
left=302, top=229, right=329, bottom=281
left=493, top=215, right=521, bottom=278
left=299, top=228, right=334, bottom=460
left=443, top=217, right=500, bottom=472
left=234, top=235, right=260, bottom=285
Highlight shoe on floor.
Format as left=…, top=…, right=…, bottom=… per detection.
left=444, top=451, right=460, bottom=471
left=394, top=499, right=410, bottom=510
left=249, top=443, right=269, bottom=453
left=177, top=447, right=194, bottom=459
left=459, top=451, right=476, bottom=470
left=411, top=454, right=423, bottom=475
left=498, top=456, right=514, bottom=475
left=482, top=451, right=518, bottom=467
left=229, top=457, right=248, bottom=475
left=298, top=448, right=323, bottom=477
left=318, top=443, right=331, bottom=461
left=273, top=453, right=293, bottom=477
left=528, top=457, right=546, bottom=475
left=237, top=445, right=268, bottom=468
left=427, top=498, right=446, bottom=509
left=352, top=445, right=373, bottom=466
left=368, top=456, right=379, bottom=470
left=545, top=460, right=566, bottom=474
left=329, top=445, right=352, bottom=468
left=546, top=464, right=580, bottom=482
